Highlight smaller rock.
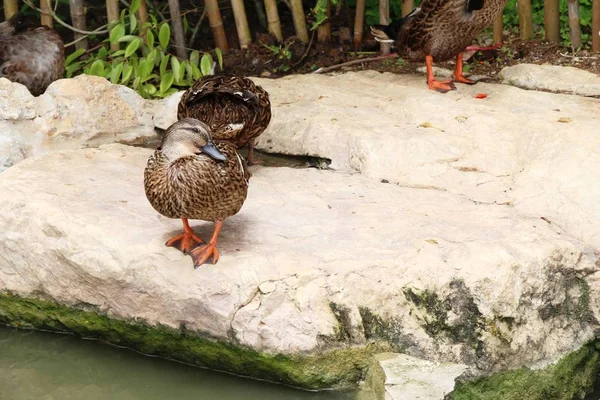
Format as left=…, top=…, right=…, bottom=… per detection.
left=0, top=78, right=37, bottom=120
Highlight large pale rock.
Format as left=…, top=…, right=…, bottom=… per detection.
left=499, top=64, right=600, bottom=97
left=0, top=144, right=598, bottom=390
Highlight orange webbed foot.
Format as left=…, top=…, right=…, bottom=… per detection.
left=189, top=243, right=220, bottom=268
left=454, top=75, right=476, bottom=85
left=428, top=79, right=456, bottom=93
left=166, top=231, right=205, bottom=255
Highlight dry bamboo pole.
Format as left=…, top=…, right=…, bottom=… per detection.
left=69, top=0, right=89, bottom=50
left=3, top=0, right=18, bottom=19
left=205, top=0, right=228, bottom=50
left=290, top=0, right=309, bottom=43
left=379, top=0, right=390, bottom=53
left=40, top=0, right=53, bottom=27
left=593, top=0, right=600, bottom=52
left=544, top=0, right=560, bottom=43
left=137, top=0, right=149, bottom=41
left=168, top=0, right=187, bottom=59
left=317, top=0, right=331, bottom=42
left=106, top=0, right=120, bottom=51
left=517, top=0, right=533, bottom=39
left=402, top=0, right=414, bottom=17
left=231, top=0, right=252, bottom=48
left=352, top=0, right=365, bottom=50
left=567, top=0, right=582, bottom=48
left=264, top=0, right=283, bottom=41
left=493, top=14, right=503, bottom=43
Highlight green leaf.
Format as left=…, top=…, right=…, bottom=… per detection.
left=160, top=54, right=170, bottom=77
left=171, top=56, right=181, bottom=83
left=146, top=30, right=155, bottom=49
left=110, top=23, right=126, bottom=44
left=160, top=72, right=174, bottom=93
left=118, top=34, right=138, bottom=43
left=110, top=62, right=124, bottom=83
left=65, top=62, right=83, bottom=78
left=158, top=23, right=171, bottom=50
left=129, top=0, right=140, bottom=14
left=125, top=38, right=141, bottom=57
left=129, top=13, right=138, bottom=34
left=112, top=50, right=126, bottom=57
left=121, top=64, right=134, bottom=84
left=184, top=61, right=193, bottom=81
left=200, top=53, right=214, bottom=76
left=191, top=64, right=201, bottom=80
left=144, top=84, right=157, bottom=95
left=120, top=8, right=127, bottom=24
left=89, top=60, right=105, bottom=77
left=215, top=48, right=223, bottom=70
left=179, top=62, right=186, bottom=83
left=190, top=50, right=200, bottom=67
left=133, top=76, right=141, bottom=90
left=65, top=48, right=86, bottom=66
left=138, top=58, right=153, bottom=79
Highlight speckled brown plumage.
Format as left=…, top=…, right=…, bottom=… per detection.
left=177, top=75, right=271, bottom=164
left=0, top=12, right=64, bottom=96
left=144, top=119, right=250, bottom=268
left=370, top=0, right=505, bottom=91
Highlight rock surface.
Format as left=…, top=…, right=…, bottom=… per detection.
left=499, top=64, right=600, bottom=97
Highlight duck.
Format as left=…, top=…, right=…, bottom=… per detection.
left=0, top=11, right=64, bottom=96
left=177, top=75, right=271, bottom=166
left=144, top=118, right=250, bottom=268
left=370, top=0, right=505, bottom=92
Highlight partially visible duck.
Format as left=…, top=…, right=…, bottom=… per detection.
left=177, top=75, right=272, bottom=165
left=0, top=12, right=64, bottom=96
left=144, top=118, right=250, bottom=268
left=370, top=0, right=504, bottom=92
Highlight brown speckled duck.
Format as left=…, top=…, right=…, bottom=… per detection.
left=0, top=12, right=64, bottom=96
left=370, top=0, right=505, bottom=92
left=144, top=118, right=250, bottom=268
left=177, top=75, right=271, bottom=166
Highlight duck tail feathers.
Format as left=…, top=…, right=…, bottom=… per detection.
left=370, top=25, right=395, bottom=43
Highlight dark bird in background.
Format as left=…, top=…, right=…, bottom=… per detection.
left=177, top=75, right=272, bottom=166
left=0, top=12, right=64, bottom=96
left=370, top=0, right=505, bottom=92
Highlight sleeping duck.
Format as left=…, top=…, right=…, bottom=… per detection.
left=144, top=118, right=250, bottom=268
left=0, top=12, right=64, bottom=96
left=370, top=0, right=505, bottom=92
left=177, top=75, right=271, bottom=166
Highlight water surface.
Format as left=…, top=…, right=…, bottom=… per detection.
left=0, top=326, right=355, bottom=400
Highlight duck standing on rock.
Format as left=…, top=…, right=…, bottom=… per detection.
left=177, top=75, right=271, bottom=166
left=144, top=118, right=250, bottom=268
left=370, top=0, right=505, bottom=92
left=0, top=11, right=64, bottom=96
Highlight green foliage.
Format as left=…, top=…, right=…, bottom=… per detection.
left=261, top=43, right=293, bottom=72
left=65, top=3, right=224, bottom=99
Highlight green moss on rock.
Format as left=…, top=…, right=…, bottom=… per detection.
left=449, top=342, right=600, bottom=400
left=0, top=291, right=377, bottom=390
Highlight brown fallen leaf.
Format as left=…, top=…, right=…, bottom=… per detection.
left=557, top=117, right=572, bottom=123
left=425, top=239, right=438, bottom=245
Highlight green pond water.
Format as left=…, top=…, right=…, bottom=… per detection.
left=0, top=326, right=356, bottom=400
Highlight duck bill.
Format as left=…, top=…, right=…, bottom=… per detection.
left=202, top=142, right=227, bottom=162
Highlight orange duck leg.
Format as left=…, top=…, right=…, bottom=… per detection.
left=189, top=220, right=223, bottom=268
left=165, top=218, right=205, bottom=255
left=453, top=52, right=476, bottom=85
left=425, top=55, right=456, bottom=93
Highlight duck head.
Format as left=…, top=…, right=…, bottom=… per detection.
left=160, top=118, right=227, bottom=163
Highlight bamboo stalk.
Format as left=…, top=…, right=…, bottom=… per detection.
left=379, top=0, right=390, bottom=53
left=264, top=0, right=282, bottom=41
left=167, top=0, right=187, bottom=59
left=517, top=0, right=533, bottom=39
left=493, top=14, right=503, bottom=43
left=253, top=0, right=267, bottom=30
left=205, top=0, right=228, bottom=50
left=40, top=0, right=53, bottom=27
left=290, top=0, right=309, bottom=43
left=137, top=0, right=149, bottom=41
left=567, top=0, right=582, bottom=48
left=3, top=0, right=18, bottom=19
left=353, top=0, right=365, bottom=51
left=317, top=0, right=331, bottom=43
left=402, top=0, right=414, bottom=17
left=593, top=0, right=600, bottom=52
left=231, top=0, right=252, bottom=48
left=69, top=0, right=89, bottom=50
left=544, top=0, right=560, bottom=43
left=106, top=0, right=120, bottom=51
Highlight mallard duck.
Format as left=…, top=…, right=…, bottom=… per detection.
left=177, top=75, right=271, bottom=166
left=0, top=12, right=64, bottom=96
left=370, top=0, right=505, bottom=92
left=144, top=118, right=250, bottom=268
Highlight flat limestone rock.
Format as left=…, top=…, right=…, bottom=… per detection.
left=499, top=64, right=600, bottom=97
left=0, top=144, right=598, bottom=391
